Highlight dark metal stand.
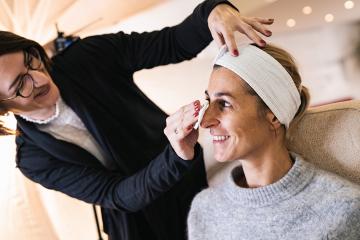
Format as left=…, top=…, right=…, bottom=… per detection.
left=93, top=205, right=104, bottom=240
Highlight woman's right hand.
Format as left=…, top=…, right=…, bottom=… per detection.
left=164, top=100, right=201, bottom=160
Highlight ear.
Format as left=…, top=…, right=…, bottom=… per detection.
left=265, top=111, right=282, bottom=130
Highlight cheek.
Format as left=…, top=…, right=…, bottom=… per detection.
left=32, top=71, right=51, bottom=85
left=220, top=116, right=242, bottom=133
left=224, top=114, right=256, bottom=134
left=231, top=114, right=270, bottom=141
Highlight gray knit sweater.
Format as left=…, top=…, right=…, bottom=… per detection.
left=188, top=154, right=360, bottom=240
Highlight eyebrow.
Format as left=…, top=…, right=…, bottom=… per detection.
left=204, top=90, right=236, bottom=99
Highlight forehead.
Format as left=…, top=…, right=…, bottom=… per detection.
left=0, top=51, right=24, bottom=92
left=208, top=67, right=248, bottom=96
left=0, top=51, right=24, bottom=77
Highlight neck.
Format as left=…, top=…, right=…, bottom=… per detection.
left=238, top=144, right=293, bottom=188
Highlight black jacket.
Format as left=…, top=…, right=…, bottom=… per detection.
left=15, top=0, right=235, bottom=239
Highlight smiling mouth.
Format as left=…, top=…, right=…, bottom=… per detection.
left=35, top=85, right=50, bottom=98
left=213, top=135, right=230, bottom=142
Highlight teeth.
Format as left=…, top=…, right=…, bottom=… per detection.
left=213, top=135, right=230, bottom=141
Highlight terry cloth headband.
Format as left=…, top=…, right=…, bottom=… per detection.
left=214, top=44, right=301, bottom=129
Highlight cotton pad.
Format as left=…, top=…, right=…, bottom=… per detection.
left=193, top=100, right=209, bottom=130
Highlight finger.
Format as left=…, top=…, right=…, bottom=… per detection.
left=166, top=101, right=200, bottom=126
left=246, top=19, right=272, bottom=37
left=210, top=27, right=225, bottom=48
left=182, top=109, right=199, bottom=130
left=173, top=106, right=201, bottom=139
left=173, top=103, right=200, bottom=133
left=175, top=121, right=199, bottom=139
left=253, top=17, right=274, bottom=25
left=166, top=107, right=184, bottom=126
left=238, top=22, right=266, bottom=47
left=221, top=28, right=238, bottom=56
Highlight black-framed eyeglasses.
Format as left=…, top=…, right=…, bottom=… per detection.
left=0, top=48, right=43, bottom=102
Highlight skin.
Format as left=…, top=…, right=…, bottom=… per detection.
left=0, top=51, right=60, bottom=120
left=167, top=67, right=294, bottom=188
left=208, top=4, right=274, bottom=55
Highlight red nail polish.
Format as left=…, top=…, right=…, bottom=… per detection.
left=193, top=112, right=199, bottom=117
left=233, top=49, right=239, bottom=56
left=266, top=30, right=272, bottom=36
left=260, top=40, right=266, bottom=46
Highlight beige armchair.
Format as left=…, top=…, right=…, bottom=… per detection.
left=287, top=100, right=360, bottom=185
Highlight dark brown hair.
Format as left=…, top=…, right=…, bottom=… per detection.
left=0, top=31, right=52, bottom=135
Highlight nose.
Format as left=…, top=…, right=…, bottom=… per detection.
left=200, top=103, right=219, bottom=129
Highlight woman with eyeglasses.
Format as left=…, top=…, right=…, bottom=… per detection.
left=0, top=1, right=274, bottom=239
left=165, top=43, right=360, bottom=239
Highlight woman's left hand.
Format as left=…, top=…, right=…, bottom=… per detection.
left=164, top=100, right=201, bottom=160
left=208, top=3, right=274, bottom=56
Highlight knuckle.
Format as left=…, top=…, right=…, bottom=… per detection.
left=244, top=24, right=253, bottom=32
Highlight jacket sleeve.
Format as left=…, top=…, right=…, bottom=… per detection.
left=16, top=135, right=203, bottom=212
left=80, top=0, right=237, bottom=73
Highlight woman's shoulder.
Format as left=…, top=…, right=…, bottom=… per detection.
left=191, top=187, right=218, bottom=206
left=190, top=185, right=226, bottom=212
left=310, top=164, right=360, bottom=202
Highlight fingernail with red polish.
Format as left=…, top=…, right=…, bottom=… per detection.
left=265, top=30, right=272, bottom=36
left=260, top=40, right=266, bottom=46
left=233, top=49, right=239, bottom=56
left=193, top=112, right=199, bottom=117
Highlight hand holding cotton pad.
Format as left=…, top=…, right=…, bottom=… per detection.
left=194, top=100, right=209, bottom=130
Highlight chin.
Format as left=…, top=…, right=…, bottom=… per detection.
left=214, top=148, right=242, bottom=162
left=42, top=85, right=60, bottom=106
left=214, top=152, right=232, bottom=162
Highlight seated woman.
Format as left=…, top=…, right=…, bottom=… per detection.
left=164, top=43, right=360, bottom=239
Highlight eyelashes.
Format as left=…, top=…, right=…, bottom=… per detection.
left=218, top=100, right=230, bottom=108
left=205, top=97, right=231, bottom=110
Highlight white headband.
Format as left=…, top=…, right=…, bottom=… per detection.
left=214, top=44, right=301, bottom=129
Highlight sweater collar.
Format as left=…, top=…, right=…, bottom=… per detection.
left=222, top=153, right=315, bottom=208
